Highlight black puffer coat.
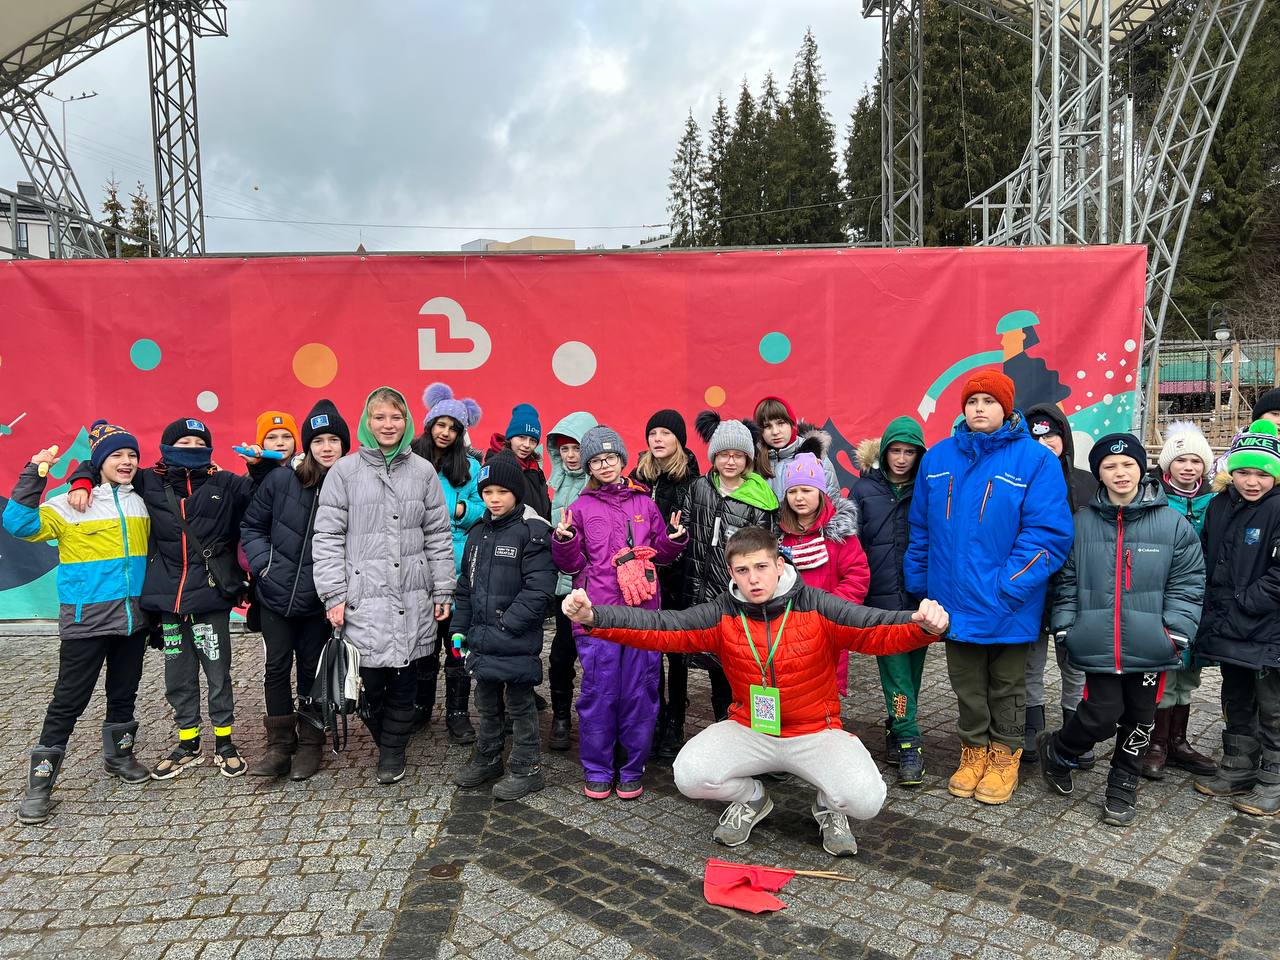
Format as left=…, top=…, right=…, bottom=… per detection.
left=1025, top=403, right=1099, bottom=513
left=850, top=462, right=918, bottom=611
left=679, top=473, right=779, bottom=605
left=1050, top=480, right=1204, bottom=674
left=631, top=450, right=702, bottom=610
left=1196, top=486, right=1280, bottom=669
left=240, top=464, right=324, bottom=618
left=453, top=505, right=557, bottom=683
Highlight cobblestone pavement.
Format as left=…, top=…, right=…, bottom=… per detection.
left=1, top=629, right=1277, bottom=960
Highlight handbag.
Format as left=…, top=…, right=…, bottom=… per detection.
left=163, top=485, right=249, bottom=603
left=310, top=627, right=364, bottom=751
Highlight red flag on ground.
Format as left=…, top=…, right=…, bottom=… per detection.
left=702, top=859, right=797, bottom=913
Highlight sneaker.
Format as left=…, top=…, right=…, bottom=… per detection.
left=896, top=737, right=924, bottom=787
left=812, top=804, right=858, bottom=856
left=615, top=780, right=644, bottom=800
left=213, top=742, right=248, bottom=779
left=377, top=746, right=406, bottom=785
left=583, top=780, right=613, bottom=800
left=884, top=723, right=901, bottom=767
left=1037, top=730, right=1074, bottom=797
left=712, top=790, right=773, bottom=847
left=492, top=768, right=545, bottom=801
left=1102, top=795, right=1137, bottom=826
left=152, top=741, right=204, bottom=780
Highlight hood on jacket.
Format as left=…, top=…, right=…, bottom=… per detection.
left=1026, top=403, right=1076, bottom=468
left=1086, top=476, right=1169, bottom=521
left=729, top=559, right=799, bottom=611
left=779, top=493, right=858, bottom=544
left=856, top=417, right=927, bottom=477
left=358, top=386, right=415, bottom=464
left=547, top=411, right=599, bottom=483
left=953, top=411, right=1029, bottom=458
left=771, top=423, right=832, bottom=463
left=715, top=471, right=779, bottom=511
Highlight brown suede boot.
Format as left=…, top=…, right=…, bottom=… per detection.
left=1141, top=708, right=1171, bottom=780
left=975, top=743, right=1021, bottom=805
left=1166, top=704, right=1218, bottom=776
left=948, top=744, right=989, bottom=799
left=290, top=710, right=326, bottom=782
left=248, top=714, right=296, bottom=778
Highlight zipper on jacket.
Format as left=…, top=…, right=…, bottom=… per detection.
left=979, top=480, right=993, bottom=523
left=1009, top=550, right=1046, bottom=581
left=112, top=486, right=134, bottom=635
left=1124, top=549, right=1132, bottom=591
left=945, top=477, right=953, bottom=521
left=1113, top=508, right=1125, bottom=673
left=174, top=476, right=192, bottom=614
left=285, top=490, right=319, bottom=617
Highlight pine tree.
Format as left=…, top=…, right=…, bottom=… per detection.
left=843, top=89, right=882, bottom=243
left=721, top=79, right=763, bottom=245
left=124, top=182, right=158, bottom=257
left=755, top=71, right=786, bottom=242
left=699, top=95, right=731, bottom=246
left=667, top=112, right=704, bottom=246
left=100, top=176, right=126, bottom=257
left=780, top=28, right=845, bottom=242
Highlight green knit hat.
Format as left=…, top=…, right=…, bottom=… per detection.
left=1227, top=419, right=1280, bottom=478
left=880, top=416, right=926, bottom=454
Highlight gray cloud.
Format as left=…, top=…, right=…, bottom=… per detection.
left=1, top=1, right=880, bottom=253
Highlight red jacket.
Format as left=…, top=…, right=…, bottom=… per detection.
left=589, top=566, right=933, bottom=737
left=780, top=496, right=869, bottom=603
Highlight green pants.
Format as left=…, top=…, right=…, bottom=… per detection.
left=878, top=648, right=928, bottom=738
left=945, top=641, right=1029, bottom=751
left=1158, top=666, right=1203, bottom=708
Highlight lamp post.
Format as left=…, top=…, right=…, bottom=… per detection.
left=37, top=89, right=99, bottom=164
left=1208, top=302, right=1230, bottom=418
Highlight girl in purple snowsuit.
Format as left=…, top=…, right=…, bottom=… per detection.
left=551, top=425, right=688, bottom=800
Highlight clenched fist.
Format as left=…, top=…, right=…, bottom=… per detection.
left=911, top=599, right=950, bottom=637
left=561, top=588, right=595, bottom=627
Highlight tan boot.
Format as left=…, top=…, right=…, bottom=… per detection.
left=948, top=744, right=989, bottom=798
left=975, top=743, right=1022, bottom=804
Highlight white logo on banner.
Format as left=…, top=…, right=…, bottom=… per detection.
left=418, top=296, right=492, bottom=371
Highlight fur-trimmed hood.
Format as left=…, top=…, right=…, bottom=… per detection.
left=856, top=437, right=880, bottom=474
left=824, top=495, right=859, bottom=543
left=770, top=422, right=831, bottom=464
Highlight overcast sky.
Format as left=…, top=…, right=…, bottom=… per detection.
left=1, top=1, right=881, bottom=253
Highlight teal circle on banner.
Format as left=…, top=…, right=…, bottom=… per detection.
left=130, top=339, right=162, bottom=371
left=759, top=332, right=791, bottom=364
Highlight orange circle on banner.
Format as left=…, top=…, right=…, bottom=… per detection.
left=704, top=385, right=726, bottom=407
left=293, top=343, right=338, bottom=388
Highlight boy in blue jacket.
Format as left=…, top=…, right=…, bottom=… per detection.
left=903, top=371, right=1073, bottom=804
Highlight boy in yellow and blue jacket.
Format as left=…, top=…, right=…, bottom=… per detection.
left=3, top=421, right=151, bottom=825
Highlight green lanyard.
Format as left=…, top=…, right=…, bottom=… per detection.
left=739, top=601, right=792, bottom=686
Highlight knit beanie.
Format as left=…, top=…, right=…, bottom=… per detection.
left=645, top=409, right=688, bottom=448
left=1089, top=433, right=1148, bottom=479
left=695, top=410, right=757, bottom=461
left=161, top=417, right=212, bottom=448
left=88, top=419, right=139, bottom=472
left=255, top=411, right=300, bottom=450
left=1251, top=388, right=1280, bottom=423
left=423, top=382, right=482, bottom=430
left=302, top=399, right=350, bottom=454
left=783, top=452, right=825, bottom=492
left=477, top=454, right=526, bottom=502
left=960, top=370, right=1015, bottom=418
left=1158, top=420, right=1214, bottom=475
left=1227, top=420, right=1280, bottom=478
left=505, top=403, right=541, bottom=441
left=579, top=425, right=628, bottom=468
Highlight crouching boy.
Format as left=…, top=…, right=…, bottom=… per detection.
left=562, top=526, right=948, bottom=856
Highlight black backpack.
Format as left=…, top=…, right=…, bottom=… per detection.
left=310, top=627, right=364, bottom=751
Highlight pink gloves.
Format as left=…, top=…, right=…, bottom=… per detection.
left=612, top=545, right=658, bottom=606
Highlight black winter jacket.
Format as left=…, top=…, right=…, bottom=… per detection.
left=240, top=465, right=324, bottom=618
left=679, top=473, right=779, bottom=606
left=630, top=450, right=702, bottom=610
left=1051, top=481, right=1204, bottom=674
left=1026, top=403, right=1098, bottom=513
left=851, top=466, right=918, bottom=611
left=453, top=505, right=557, bottom=683
left=1196, top=486, right=1280, bottom=669
left=484, top=448, right=553, bottom=522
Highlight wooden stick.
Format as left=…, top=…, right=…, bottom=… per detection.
left=792, top=869, right=858, bottom=882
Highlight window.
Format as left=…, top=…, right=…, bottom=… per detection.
left=15, top=222, right=28, bottom=252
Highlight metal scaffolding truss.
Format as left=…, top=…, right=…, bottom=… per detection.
left=864, top=0, right=924, bottom=245
left=146, top=0, right=225, bottom=256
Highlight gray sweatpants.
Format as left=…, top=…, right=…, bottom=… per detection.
left=1025, top=632, right=1086, bottom=712
left=161, top=611, right=235, bottom=734
left=672, top=720, right=888, bottom=820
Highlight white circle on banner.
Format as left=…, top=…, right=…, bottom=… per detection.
left=552, top=341, right=597, bottom=387
left=196, top=391, right=219, bottom=412
left=1104, top=393, right=1114, bottom=404
left=1076, top=370, right=1086, bottom=380
left=1124, top=339, right=1137, bottom=352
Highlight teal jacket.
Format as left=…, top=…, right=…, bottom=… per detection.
left=441, top=456, right=486, bottom=571
left=547, top=411, right=598, bottom=594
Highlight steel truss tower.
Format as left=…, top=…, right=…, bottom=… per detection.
left=865, top=0, right=924, bottom=245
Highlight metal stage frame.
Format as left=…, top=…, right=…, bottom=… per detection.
left=0, top=0, right=224, bottom=257
left=862, top=0, right=1268, bottom=429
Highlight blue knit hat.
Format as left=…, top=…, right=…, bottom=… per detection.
left=88, top=419, right=139, bottom=472
left=505, top=403, right=541, bottom=441
left=423, top=382, right=482, bottom=430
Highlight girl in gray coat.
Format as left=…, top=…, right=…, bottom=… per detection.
left=312, top=387, right=457, bottom=784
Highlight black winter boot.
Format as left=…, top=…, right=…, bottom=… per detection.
left=445, top=675, right=477, bottom=745
left=1233, top=749, right=1280, bottom=816
left=455, top=750, right=504, bottom=788
left=1037, top=730, right=1075, bottom=796
left=1141, top=708, right=1171, bottom=780
left=1102, top=769, right=1140, bottom=826
left=1195, top=733, right=1260, bottom=797
left=655, top=696, right=686, bottom=762
left=249, top=714, right=297, bottom=778
left=492, top=764, right=545, bottom=801
left=102, top=721, right=150, bottom=783
left=377, top=708, right=416, bottom=785
left=1064, top=708, right=1096, bottom=769
left=413, top=653, right=439, bottom=733
left=1023, top=705, right=1045, bottom=765
left=290, top=708, right=325, bottom=782
left=548, top=712, right=572, bottom=752
left=18, top=746, right=64, bottom=825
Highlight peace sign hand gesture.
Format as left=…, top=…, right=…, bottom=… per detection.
left=555, top=507, right=576, bottom=541
left=668, top=510, right=687, bottom=540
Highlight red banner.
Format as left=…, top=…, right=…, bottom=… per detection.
left=0, top=246, right=1145, bottom=618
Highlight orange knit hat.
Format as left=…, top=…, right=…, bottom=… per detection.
left=256, top=411, right=300, bottom=449
left=960, top=370, right=1015, bottom=418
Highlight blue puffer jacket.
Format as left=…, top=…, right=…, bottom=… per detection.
left=903, top=414, right=1074, bottom=644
